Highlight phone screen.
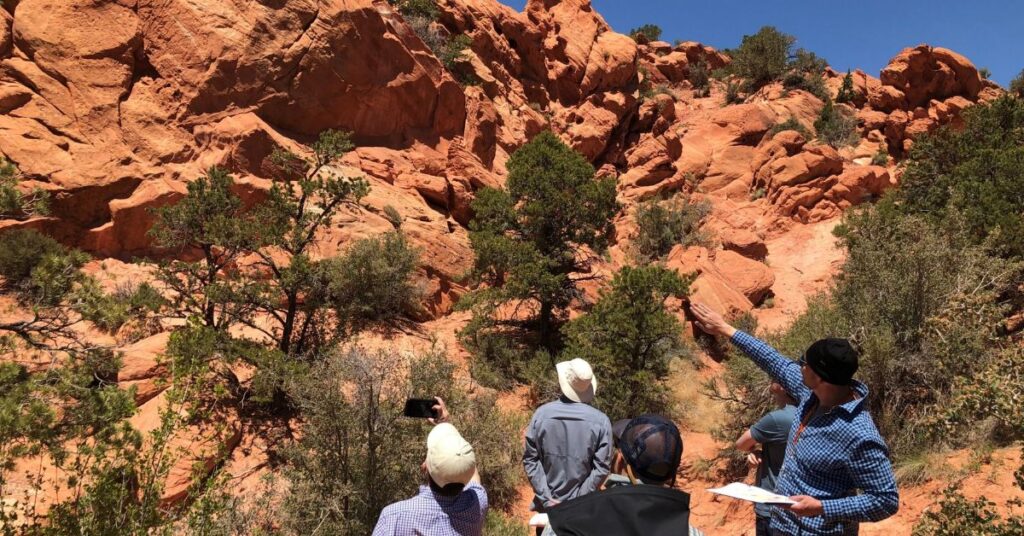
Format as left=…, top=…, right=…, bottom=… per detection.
left=403, top=398, right=438, bottom=419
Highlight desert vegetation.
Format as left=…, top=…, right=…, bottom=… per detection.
left=1, top=0, right=1023, bottom=533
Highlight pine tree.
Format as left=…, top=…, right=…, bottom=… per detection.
left=836, top=70, right=857, bottom=104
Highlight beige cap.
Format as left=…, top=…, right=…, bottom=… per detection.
left=425, top=423, right=476, bottom=487
left=556, top=358, right=597, bottom=404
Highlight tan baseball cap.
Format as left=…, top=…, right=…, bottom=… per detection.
left=425, top=423, right=476, bottom=487
left=556, top=358, right=597, bottom=404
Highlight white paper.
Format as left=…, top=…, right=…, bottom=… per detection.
left=528, top=513, right=549, bottom=527
left=707, top=482, right=798, bottom=505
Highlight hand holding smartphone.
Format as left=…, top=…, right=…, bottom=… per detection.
left=403, top=398, right=439, bottom=419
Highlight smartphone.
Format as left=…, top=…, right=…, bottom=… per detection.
left=403, top=398, right=439, bottom=419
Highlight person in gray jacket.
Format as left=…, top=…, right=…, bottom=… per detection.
left=523, top=358, right=613, bottom=519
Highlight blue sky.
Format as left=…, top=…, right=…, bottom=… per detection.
left=500, top=0, right=1023, bottom=86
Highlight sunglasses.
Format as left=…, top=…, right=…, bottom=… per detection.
left=797, top=353, right=807, bottom=367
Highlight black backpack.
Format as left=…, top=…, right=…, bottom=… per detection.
left=547, top=485, right=692, bottom=536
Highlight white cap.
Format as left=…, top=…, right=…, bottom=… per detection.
left=425, top=423, right=476, bottom=487
left=556, top=358, right=597, bottom=404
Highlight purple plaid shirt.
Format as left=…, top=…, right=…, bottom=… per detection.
left=372, top=482, right=488, bottom=536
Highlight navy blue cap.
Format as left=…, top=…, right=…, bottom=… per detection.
left=617, top=415, right=683, bottom=484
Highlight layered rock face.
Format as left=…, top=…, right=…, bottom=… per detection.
left=0, top=0, right=999, bottom=508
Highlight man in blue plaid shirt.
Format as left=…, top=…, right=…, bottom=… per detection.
left=692, top=303, right=898, bottom=535
left=373, top=398, right=487, bottom=536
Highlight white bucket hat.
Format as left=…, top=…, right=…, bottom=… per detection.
left=556, top=358, right=597, bottom=404
left=425, top=423, right=476, bottom=487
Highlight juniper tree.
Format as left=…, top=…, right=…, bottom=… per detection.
left=150, top=166, right=257, bottom=330
left=561, top=265, right=693, bottom=421
left=836, top=70, right=857, bottom=104
left=461, top=131, right=618, bottom=355
left=245, top=130, right=369, bottom=357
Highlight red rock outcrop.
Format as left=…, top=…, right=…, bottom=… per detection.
left=749, top=131, right=892, bottom=223
left=0, top=0, right=1003, bottom=517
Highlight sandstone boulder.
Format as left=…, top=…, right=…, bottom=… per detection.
left=80, top=179, right=187, bottom=257
left=880, top=45, right=983, bottom=110
left=665, top=247, right=756, bottom=316
left=562, top=91, right=634, bottom=161
left=464, top=86, right=499, bottom=168
left=1, top=9, right=12, bottom=58
left=13, top=0, right=142, bottom=131
left=580, top=31, right=638, bottom=96
left=713, top=249, right=775, bottom=304
left=525, top=0, right=610, bottom=103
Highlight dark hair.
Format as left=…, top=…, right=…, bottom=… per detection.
left=428, top=476, right=466, bottom=497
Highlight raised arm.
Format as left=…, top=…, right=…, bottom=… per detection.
left=690, top=303, right=809, bottom=401
left=523, top=414, right=553, bottom=505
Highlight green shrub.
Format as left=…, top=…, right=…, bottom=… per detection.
left=712, top=200, right=1023, bottom=459
left=439, top=34, right=480, bottom=85
left=783, top=49, right=829, bottom=101
left=632, top=195, right=711, bottom=262
left=629, top=24, right=663, bottom=43
left=688, top=59, right=710, bottom=97
left=281, top=346, right=525, bottom=534
left=323, top=230, right=422, bottom=335
left=729, top=26, right=795, bottom=91
left=979, top=67, right=992, bottom=80
left=913, top=473, right=1024, bottom=535
left=789, top=48, right=828, bottom=75
left=485, top=512, right=530, bottom=536
left=724, top=80, right=744, bottom=105
left=871, top=149, right=889, bottom=166
left=0, top=228, right=67, bottom=287
left=383, top=204, right=403, bottom=228
left=927, top=346, right=1024, bottom=442
left=814, top=98, right=859, bottom=148
left=897, top=96, right=1024, bottom=258
left=836, top=70, right=857, bottom=103
left=768, top=117, right=812, bottom=140
left=562, top=265, right=693, bottom=421
left=1010, top=69, right=1024, bottom=98
left=783, top=71, right=829, bottom=101
left=389, top=0, right=438, bottom=19
left=73, top=280, right=164, bottom=334
left=0, top=158, right=49, bottom=220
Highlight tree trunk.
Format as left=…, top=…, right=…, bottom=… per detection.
left=539, top=300, right=555, bottom=357
left=281, top=294, right=298, bottom=355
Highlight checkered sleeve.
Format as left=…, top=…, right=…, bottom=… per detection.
left=370, top=508, right=397, bottom=536
left=467, top=482, right=489, bottom=517
left=821, top=438, right=899, bottom=522
left=730, top=330, right=809, bottom=401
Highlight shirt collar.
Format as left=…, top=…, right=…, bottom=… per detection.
left=418, top=484, right=468, bottom=507
left=808, top=380, right=869, bottom=415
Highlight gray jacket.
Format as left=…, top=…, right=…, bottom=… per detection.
left=523, top=398, right=613, bottom=510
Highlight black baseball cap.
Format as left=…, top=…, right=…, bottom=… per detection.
left=803, top=338, right=859, bottom=385
left=617, top=415, right=683, bottom=484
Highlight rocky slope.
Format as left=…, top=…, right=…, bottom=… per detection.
left=0, top=0, right=1010, bottom=528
